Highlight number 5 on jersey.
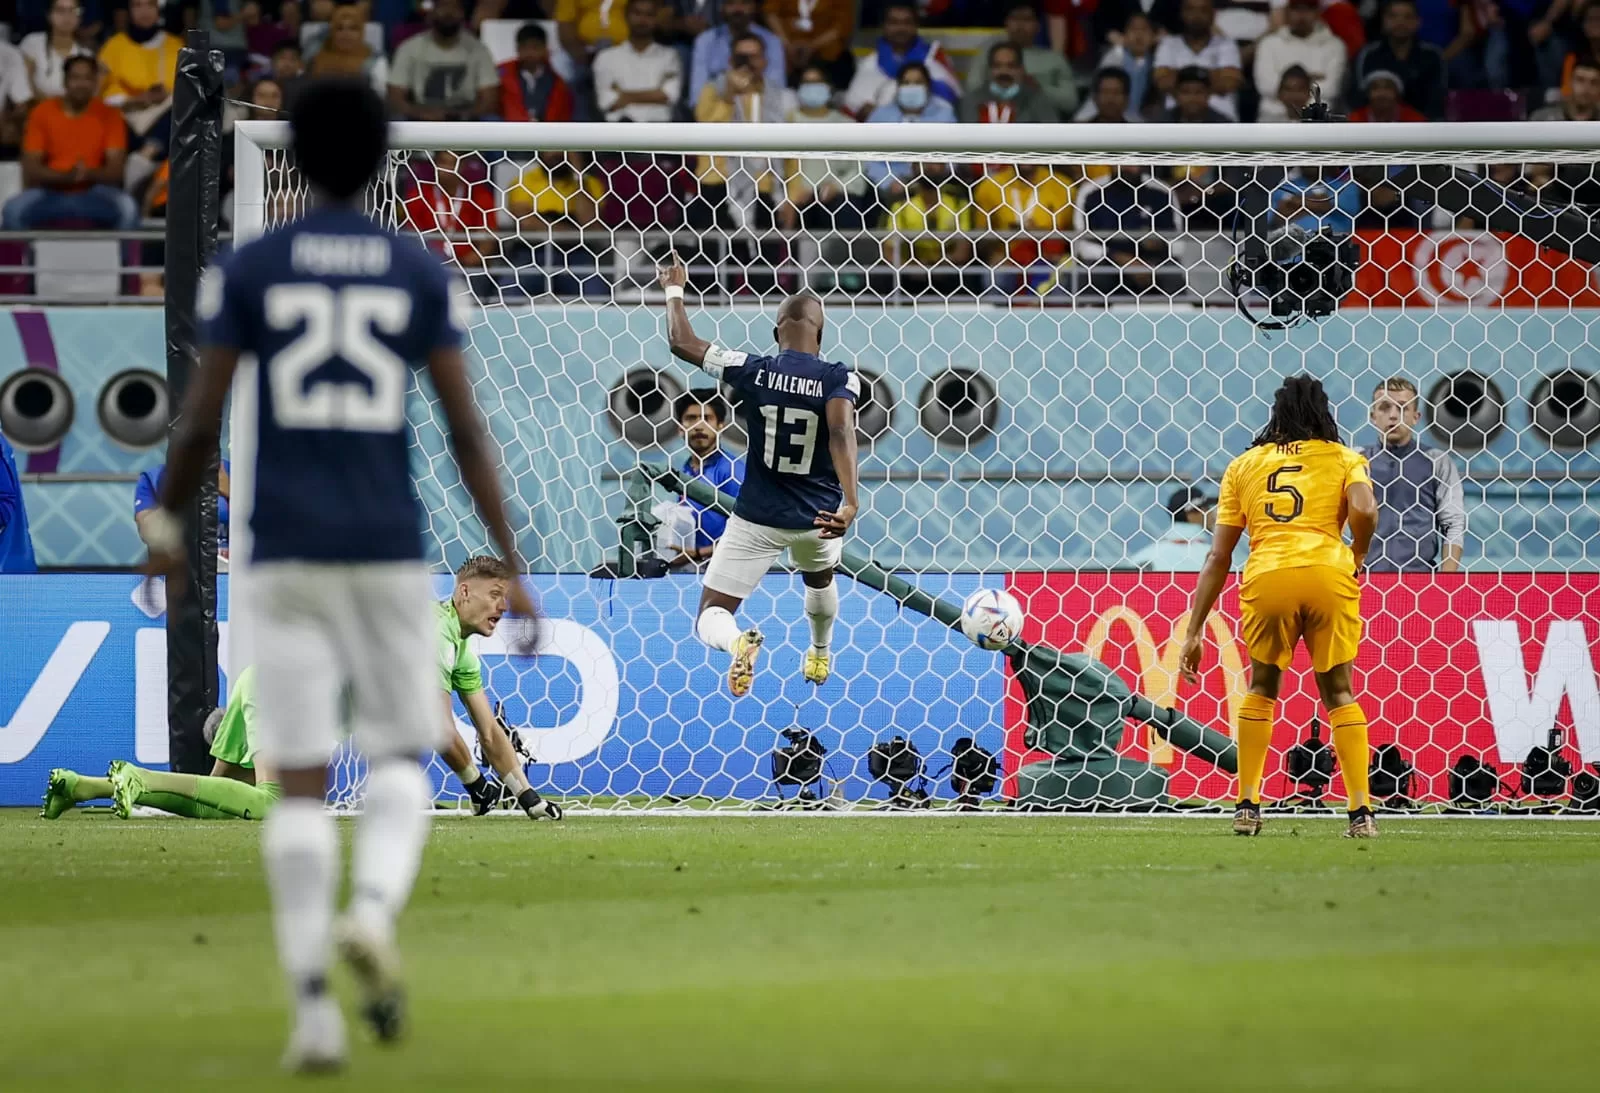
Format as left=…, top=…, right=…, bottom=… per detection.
left=265, top=283, right=411, bottom=432
left=1265, top=465, right=1304, bottom=523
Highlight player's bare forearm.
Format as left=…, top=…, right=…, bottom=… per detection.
left=657, top=251, right=710, bottom=365
left=427, top=346, right=524, bottom=572
left=816, top=399, right=859, bottom=539
left=1184, top=523, right=1244, bottom=641
left=159, top=346, right=241, bottom=512
left=1441, top=543, right=1463, bottom=573
left=1346, top=481, right=1378, bottom=565
left=464, top=690, right=531, bottom=793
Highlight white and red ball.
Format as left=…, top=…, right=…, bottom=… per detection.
left=959, top=589, right=1025, bottom=651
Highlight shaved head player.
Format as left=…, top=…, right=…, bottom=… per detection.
left=658, top=254, right=861, bottom=697
left=143, top=79, right=534, bottom=1072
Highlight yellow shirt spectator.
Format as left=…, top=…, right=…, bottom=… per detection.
left=507, top=159, right=604, bottom=224
left=555, top=0, right=629, bottom=50
left=971, top=165, right=1074, bottom=234
left=98, top=29, right=181, bottom=104
left=888, top=186, right=972, bottom=266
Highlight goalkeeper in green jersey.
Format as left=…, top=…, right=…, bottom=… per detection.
left=435, top=556, right=562, bottom=820
left=42, top=665, right=281, bottom=820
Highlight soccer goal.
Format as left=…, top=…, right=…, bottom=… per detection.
left=229, top=119, right=1600, bottom=814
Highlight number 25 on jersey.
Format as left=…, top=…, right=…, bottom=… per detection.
left=265, top=283, right=411, bottom=432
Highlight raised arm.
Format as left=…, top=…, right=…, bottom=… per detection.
left=815, top=395, right=859, bottom=540
left=657, top=251, right=711, bottom=366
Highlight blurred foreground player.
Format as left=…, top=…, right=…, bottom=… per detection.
left=658, top=253, right=860, bottom=697
left=1179, top=376, right=1380, bottom=839
left=142, top=79, right=534, bottom=1071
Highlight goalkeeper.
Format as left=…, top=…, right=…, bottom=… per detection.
left=42, top=665, right=280, bottom=820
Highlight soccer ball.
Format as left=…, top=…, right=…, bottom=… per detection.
left=959, top=589, right=1025, bottom=651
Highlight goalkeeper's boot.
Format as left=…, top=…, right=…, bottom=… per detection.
left=336, top=917, right=406, bottom=1045
left=282, top=988, right=346, bottom=1074
left=1343, top=807, right=1379, bottom=840
left=41, top=769, right=78, bottom=819
left=802, top=647, right=830, bottom=686
left=1231, top=800, right=1263, bottom=836
left=517, top=786, right=564, bottom=821
left=463, top=774, right=504, bottom=816
left=108, top=761, right=146, bottom=820
left=728, top=629, right=764, bottom=698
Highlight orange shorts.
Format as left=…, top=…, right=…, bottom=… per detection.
left=1238, top=565, right=1362, bottom=673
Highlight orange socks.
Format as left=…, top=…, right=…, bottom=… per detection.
left=1329, top=702, right=1373, bottom=813
left=1236, top=693, right=1275, bottom=805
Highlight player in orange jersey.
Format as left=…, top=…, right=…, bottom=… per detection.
left=1179, top=375, right=1380, bottom=839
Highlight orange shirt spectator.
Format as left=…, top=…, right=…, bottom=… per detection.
left=4, top=54, right=137, bottom=230
left=25, top=96, right=128, bottom=186
left=399, top=152, right=499, bottom=268
left=767, top=0, right=856, bottom=87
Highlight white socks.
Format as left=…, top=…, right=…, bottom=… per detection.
left=262, top=798, right=338, bottom=994
left=349, top=759, right=432, bottom=942
left=804, top=582, right=839, bottom=653
left=696, top=605, right=741, bottom=652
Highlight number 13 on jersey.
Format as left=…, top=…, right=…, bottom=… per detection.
left=760, top=405, right=820, bottom=473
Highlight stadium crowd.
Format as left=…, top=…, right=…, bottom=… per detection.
left=0, top=0, right=1592, bottom=297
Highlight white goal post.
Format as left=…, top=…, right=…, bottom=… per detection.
left=228, top=119, right=1600, bottom=814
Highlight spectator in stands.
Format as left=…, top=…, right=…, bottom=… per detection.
left=692, top=31, right=785, bottom=231
left=655, top=389, right=744, bottom=570
left=1154, top=0, right=1243, bottom=119
left=1348, top=69, right=1427, bottom=120
left=1082, top=12, right=1158, bottom=119
left=1165, top=64, right=1232, bottom=122
left=1255, top=0, right=1346, bottom=120
left=1270, top=63, right=1314, bottom=119
left=307, top=3, right=390, bottom=93
left=1408, top=0, right=1497, bottom=90
left=884, top=165, right=973, bottom=278
left=1084, top=65, right=1142, bottom=122
left=781, top=62, right=868, bottom=231
left=768, top=0, right=857, bottom=91
left=960, top=42, right=1060, bottom=123
left=389, top=0, right=499, bottom=120
left=507, top=151, right=604, bottom=230
left=99, top=0, right=181, bottom=139
left=557, top=0, right=631, bottom=66
left=1128, top=486, right=1216, bottom=570
left=1363, top=376, right=1465, bottom=573
left=0, top=38, right=33, bottom=150
left=1535, top=56, right=1600, bottom=117
left=20, top=0, right=93, bottom=101
left=498, top=23, right=577, bottom=122
left=1093, top=0, right=1182, bottom=42
left=135, top=461, right=230, bottom=562
left=1082, top=163, right=1176, bottom=297
left=3, top=56, right=136, bottom=230
left=1279, top=0, right=1368, bottom=61
left=845, top=2, right=960, bottom=116
left=400, top=150, right=498, bottom=267
left=1271, top=164, right=1360, bottom=232
left=244, top=0, right=297, bottom=65
left=269, top=40, right=306, bottom=106
left=1560, top=1, right=1600, bottom=96
left=972, top=163, right=1074, bottom=283
left=967, top=2, right=1080, bottom=118
left=0, top=430, right=37, bottom=574
left=689, top=0, right=785, bottom=106
left=595, top=0, right=682, bottom=123
left=1351, top=0, right=1447, bottom=119
left=864, top=61, right=958, bottom=196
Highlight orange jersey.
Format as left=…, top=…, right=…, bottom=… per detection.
left=1217, top=439, right=1371, bottom=583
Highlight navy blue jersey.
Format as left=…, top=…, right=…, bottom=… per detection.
left=200, top=204, right=464, bottom=563
left=703, top=346, right=859, bottom=530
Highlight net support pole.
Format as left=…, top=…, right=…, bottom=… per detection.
left=163, top=30, right=225, bottom=774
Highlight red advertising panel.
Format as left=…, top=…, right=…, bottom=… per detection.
left=1002, top=572, right=1600, bottom=803
left=1349, top=230, right=1600, bottom=308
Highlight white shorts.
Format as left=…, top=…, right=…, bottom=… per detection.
left=702, top=515, right=842, bottom=600
left=251, top=560, right=437, bottom=770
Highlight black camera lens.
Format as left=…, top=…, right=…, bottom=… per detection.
left=1287, top=262, right=1320, bottom=295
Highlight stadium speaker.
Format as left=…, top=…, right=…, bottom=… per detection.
left=607, top=369, right=684, bottom=447
left=1528, top=369, right=1600, bottom=451
left=853, top=368, right=894, bottom=442
left=98, top=369, right=170, bottom=450
left=918, top=368, right=998, bottom=447
left=1425, top=371, right=1506, bottom=451
left=0, top=367, right=74, bottom=451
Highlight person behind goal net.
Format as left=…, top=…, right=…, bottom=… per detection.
left=657, top=254, right=861, bottom=697
left=1180, top=375, right=1380, bottom=840
left=142, top=79, right=535, bottom=1072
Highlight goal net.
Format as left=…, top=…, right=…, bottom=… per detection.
left=232, top=120, right=1600, bottom=814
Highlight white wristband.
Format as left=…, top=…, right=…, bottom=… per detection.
left=143, top=507, right=183, bottom=555
left=664, top=285, right=685, bottom=302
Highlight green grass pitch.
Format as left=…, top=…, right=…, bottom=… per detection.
left=3, top=811, right=1598, bottom=1092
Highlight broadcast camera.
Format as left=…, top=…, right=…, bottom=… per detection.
left=1231, top=223, right=1359, bottom=329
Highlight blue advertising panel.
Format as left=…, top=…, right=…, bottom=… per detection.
left=0, top=572, right=1006, bottom=808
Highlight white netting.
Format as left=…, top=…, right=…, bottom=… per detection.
left=245, top=123, right=1600, bottom=814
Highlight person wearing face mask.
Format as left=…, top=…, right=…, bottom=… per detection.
left=844, top=1, right=959, bottom=116
left=966, top=2, right=1078, bottom=117
left=781, top=64, right=867, bottom=234
left=864, top=62, right=958, bottom=198
left=959, top=42, right=1059, bottom=123
left=387, top=0, right=500, bottom=121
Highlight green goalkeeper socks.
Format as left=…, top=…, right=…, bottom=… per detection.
left=131, top=768, right=280, bottom=821
left=70, top=774, right=114, bottom=803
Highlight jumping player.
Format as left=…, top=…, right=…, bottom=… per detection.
left=1178, top=375, right=1380, bottom=839
left=143, top=80, right=533, bottom=1071
left=657, top=253, right=860, bottom=696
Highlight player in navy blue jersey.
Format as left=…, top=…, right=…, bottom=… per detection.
left=658, top=254, right=861, bottom=697
left=143, top=80, right=532, bottom=1073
